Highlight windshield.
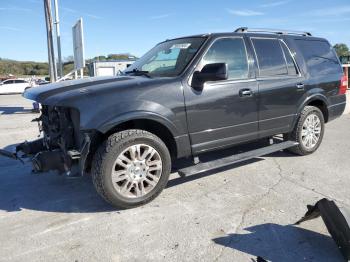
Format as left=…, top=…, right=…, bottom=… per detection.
left=124, top=37, right=206, bottom=77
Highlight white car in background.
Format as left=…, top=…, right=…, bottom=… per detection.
left=0, top=79, right=31, bottom=94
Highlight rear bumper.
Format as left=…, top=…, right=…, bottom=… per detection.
left=328, top=101, right=346, bottom=122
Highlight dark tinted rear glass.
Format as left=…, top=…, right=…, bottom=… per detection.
left=281, top=43, right=298, bottom=76
left=295, top=39, right=342, bottom=76
left=252, top=38, right=288, bottom=77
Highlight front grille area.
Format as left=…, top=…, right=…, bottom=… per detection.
left=40, top=105, right=75, bottom=151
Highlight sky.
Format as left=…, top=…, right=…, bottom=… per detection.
left=1, top=0, right=350, bottom=62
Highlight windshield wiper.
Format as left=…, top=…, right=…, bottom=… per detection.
left=124, top=69, right=151, bottom=78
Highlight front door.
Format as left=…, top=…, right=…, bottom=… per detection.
left=183, top=37, right=259, bottom=154
left=0, top=80, right=14, bottom=94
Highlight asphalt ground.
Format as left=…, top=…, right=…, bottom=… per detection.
left=0, top=94, right=349, bottom=262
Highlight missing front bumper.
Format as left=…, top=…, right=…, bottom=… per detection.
left=3, top=133, right=92, bottom=176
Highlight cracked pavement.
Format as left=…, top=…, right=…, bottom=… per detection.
left=0, top=95, right=349, bottom=262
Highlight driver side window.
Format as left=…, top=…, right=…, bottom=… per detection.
left=201, top=38, right=249, bottom=80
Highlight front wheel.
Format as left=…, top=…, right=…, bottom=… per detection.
left=91, top=129, right=171, bottom=208
left=285, top=106, right=325, bottom=155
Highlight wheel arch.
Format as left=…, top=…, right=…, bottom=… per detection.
left=307, top=99, right=329, bottom=123
left=102, top=117, right=178, bottom=160
left=297, top=94, right=330, bottom=123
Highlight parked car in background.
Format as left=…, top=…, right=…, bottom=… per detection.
left=0, top=79, right=30, bottom=94
left=35, top=79, right=49, bottom=85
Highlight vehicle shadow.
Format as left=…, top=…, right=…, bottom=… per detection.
left=0, top=144, right=115, bottom=213
left=0, top=106, right=36, bottom=115
left=212, top=223, right=344, bottom=262
left=0, top=140, right=298, bottom=214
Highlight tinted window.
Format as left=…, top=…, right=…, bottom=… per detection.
left=3, top=80, right=14, bottom=84
left=281, top=43, right=298, bottom=76
left=252, top=38, right=288, bottom=77
left=14, top=80, right=26, bottom=83
left=295, top=39, right=342, bottom=76
left=202, top=38, right=249, bottom=80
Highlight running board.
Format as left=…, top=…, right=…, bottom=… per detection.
left=178, top=141, right=298, bottom=177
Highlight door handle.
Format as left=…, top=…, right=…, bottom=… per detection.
left=296, top=83, right=305, bottom=90
left=239, top=89, right=253, bottom=97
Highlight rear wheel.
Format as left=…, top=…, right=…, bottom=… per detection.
left=91, top=129, right=171, bottom=208
left=285, top=106, right=325, bottom=155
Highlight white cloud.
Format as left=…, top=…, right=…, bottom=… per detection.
left=61, top=7, right=102, bottom=20
left=260, top=0, right=290, bottom=8
left=149, top=13, right=173, bottom=20
left=0, top=6, right=32, bottom=12
left=85, top=13, right=102, bottom=19
left=227, top=9, right=264, bottom=16
left=307, top=6, right=350, bottom=16
left=27, top=0, right=41, bottom=4
left=61, top=7, right=77, bottom=13
left=0, top=26, right=21, bottom=31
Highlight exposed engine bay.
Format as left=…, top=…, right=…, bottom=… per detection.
left=13, top=105, right=91, bottom=176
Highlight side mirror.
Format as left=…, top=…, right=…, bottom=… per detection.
left=191, top=63, right=228, bottom=89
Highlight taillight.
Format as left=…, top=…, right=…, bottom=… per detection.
left=339, top=75, right=348, bottom=95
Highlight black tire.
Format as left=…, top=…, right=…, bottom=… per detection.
left=91, top=129, right=171, bottom=209
left=285, top=106, right=325, bottom=155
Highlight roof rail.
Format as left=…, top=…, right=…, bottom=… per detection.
left=234, top=27, right=312, bottom=37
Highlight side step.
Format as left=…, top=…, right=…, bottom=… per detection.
left=178, top=141, right=298, bottom=177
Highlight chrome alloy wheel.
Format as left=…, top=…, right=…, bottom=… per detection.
left=301, top=113, right=322, bottom=149
left=111, top=144, right=163, bottom=198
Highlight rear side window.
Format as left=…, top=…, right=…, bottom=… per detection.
left=281, top=43, right=298, bottom=76
left=295, top=39, right=342, bottom=76
left=14, top=80, right=26, bottom=83
left=202, top=38, right=249, bottom=80
left=251, top=38, right=288, bottom=77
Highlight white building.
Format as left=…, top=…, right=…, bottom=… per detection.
left=88, top=59, right=136, bottom=77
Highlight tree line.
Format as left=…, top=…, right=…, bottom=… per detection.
left=0, top=53, right=136, bottom=77
left=333, top=43, right=350, bottom=57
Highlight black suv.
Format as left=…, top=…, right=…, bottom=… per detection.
left=17, top=27, right=347, bottom=208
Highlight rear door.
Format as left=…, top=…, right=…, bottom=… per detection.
left=250, top=37, right=305, bottom=137
left=14, top=80, right=27, bottom=93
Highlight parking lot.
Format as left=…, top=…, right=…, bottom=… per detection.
left=0, top=94, right=349, bottom=262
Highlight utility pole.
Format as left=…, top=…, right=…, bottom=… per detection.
left=53, top=0, right=63, bottom=78
left=43, top=0, right=57, bottom=82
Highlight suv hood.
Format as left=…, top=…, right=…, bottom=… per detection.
left=23, top=76, right=166, bottom=105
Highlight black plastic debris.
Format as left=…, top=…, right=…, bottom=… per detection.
left=251, top=256, right=268, bottom=262
left=295, top=198, right=350, bottom=261
left=0, top=149, right=24, bottom=164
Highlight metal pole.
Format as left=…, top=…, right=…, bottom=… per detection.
left=53, top=0, right=63, bottom=78
left=43, top=0, right=57, bottom=82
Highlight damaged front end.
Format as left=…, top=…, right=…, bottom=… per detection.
left=16, top=105, right=91, bottom=176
